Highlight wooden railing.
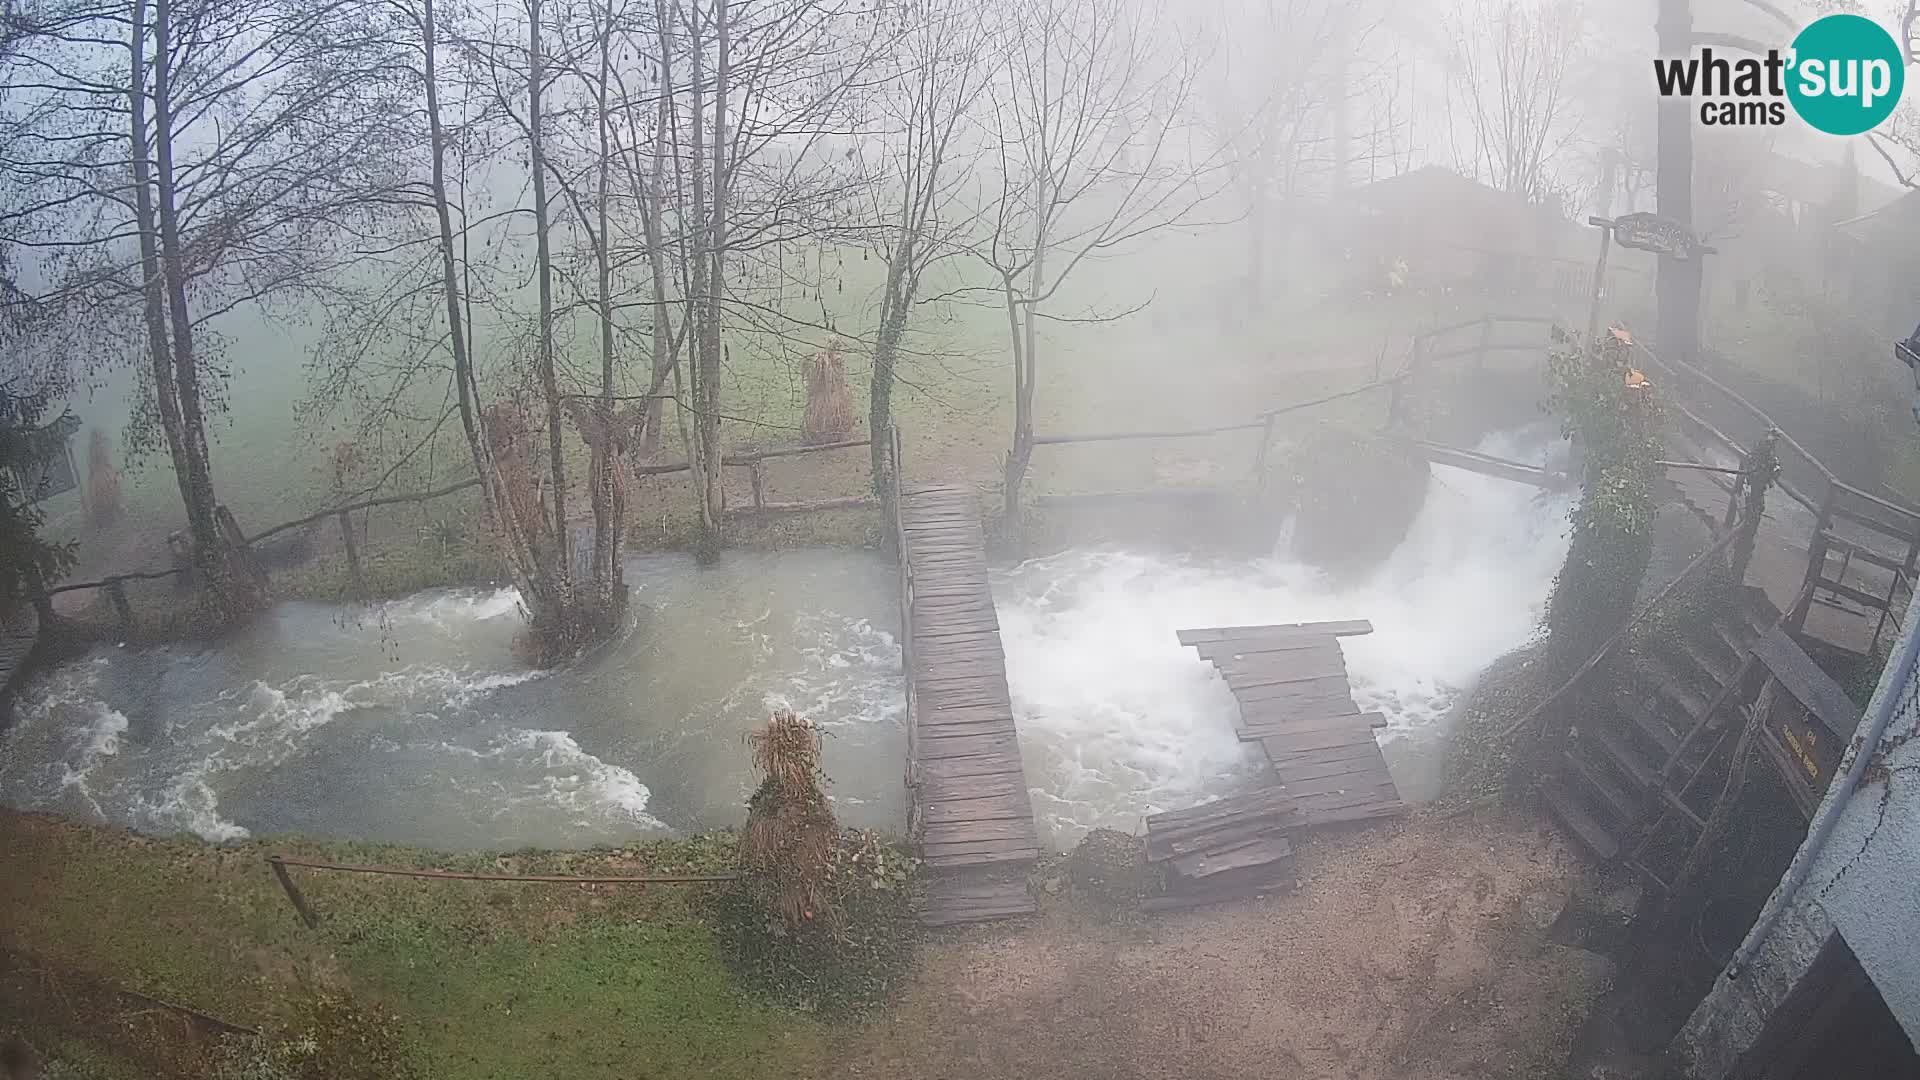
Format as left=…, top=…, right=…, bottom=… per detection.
left=631, top=435, right=877, bottom=516
left=1413, top=312, right=1920, bottom=657
left=1631, top=341, right=1920, bottom=652
left=888, top=423, right=919, bottom=798
left=41, top=432, right=888, bottom=634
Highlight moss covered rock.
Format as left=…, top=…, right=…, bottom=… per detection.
left=1268, top=423, right=1430, bottom=577
left=1067, top=828, right=1153, bottom=917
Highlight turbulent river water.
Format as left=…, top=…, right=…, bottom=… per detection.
left=1, top=429, right=1571, bottom=850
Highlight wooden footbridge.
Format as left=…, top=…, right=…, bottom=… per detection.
left=894, top=483, right=1042, bottom=927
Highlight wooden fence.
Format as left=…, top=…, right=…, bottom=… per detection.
left=37, top=433, right=886, bottom=634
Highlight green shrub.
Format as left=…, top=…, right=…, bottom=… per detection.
left=210, top=993, right=421, bottom=1080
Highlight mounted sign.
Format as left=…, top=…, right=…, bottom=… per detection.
left=1610, top=212, right=1705, bottom=260
left=5, top=413, right=79, bottom=503
left=1751, top=627, right=1858, bottom=818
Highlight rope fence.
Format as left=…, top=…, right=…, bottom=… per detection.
left=265, top=854, right=740, bottom=929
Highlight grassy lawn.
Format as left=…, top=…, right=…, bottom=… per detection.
left=0, top=812, right=830, bottom=1079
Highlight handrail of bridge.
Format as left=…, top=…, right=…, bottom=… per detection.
left=1443, top=313, right=1920, bottom=649
left=1499, top=520, right=1747, bottom=740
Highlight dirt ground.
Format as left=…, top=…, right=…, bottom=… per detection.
left=835, top=813, right=1611, bottom=1080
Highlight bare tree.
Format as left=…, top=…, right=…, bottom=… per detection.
left=958, top=0, right=1223, bottom=520
left=1442, top=0, right=1583, bottom=204
left=860, top=0, right=995, bottom=499
left=649, top=0, right=887, bottom=550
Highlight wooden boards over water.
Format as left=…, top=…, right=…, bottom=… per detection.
left=1181, top=621, right=1406, bottom=830
left=898, top=485, right=1039, bottom=927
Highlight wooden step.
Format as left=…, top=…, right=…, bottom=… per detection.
left=1587, top=722, right=1658, bottom=793
left=1712, top=620, right=1758, bottom=668
left=1611, top=688, right=1680, bottom=759
left=1676, top=633, right=1738, bottom=689
left=921, top=876, right=1037, bottom=927
left=1564, top=747, right=1644, bottom=826
left=1540, top=779, right=1622, bottom=862
left=1637, top=654, right=1712, bottom=720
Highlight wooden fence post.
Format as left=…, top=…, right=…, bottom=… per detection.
left=749, top=461, right=766, bottom=510
left=268, top=857, right=320, bottom=928
left=1788, top=483, right=1838, bottom=633
left=337, top=511, right=365, bottom=598
left=1252, top=412, right=1278, bottom=492
left=105, top=579, right=134, bottom=630
left=215, top=506, right=268, bottom=591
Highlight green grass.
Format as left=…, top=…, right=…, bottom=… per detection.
left=0, top=813, right=830, bottom=1080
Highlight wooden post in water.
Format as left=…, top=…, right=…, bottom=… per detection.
left=267, top=856, right=320, bottom=928
left=336, top=511, right=365, bottom=598
left=1475, top=315, right=1493, bottom=372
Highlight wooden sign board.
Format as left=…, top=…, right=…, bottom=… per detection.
left=1611, top=212, right=1701, bottom=260
left=1752, top=628, right=1858, bottom=818
left=7, top=417, right=79, bottom=503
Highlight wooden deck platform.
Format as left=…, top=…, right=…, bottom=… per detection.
left=1179, top=621, right=1406, bottom=828
left=897, top=485, right=1039, bottom=927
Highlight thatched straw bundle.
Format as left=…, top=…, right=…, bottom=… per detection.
left=801, top=342, right=855, bottom=445
left=742, top=709, right=840, bottom=927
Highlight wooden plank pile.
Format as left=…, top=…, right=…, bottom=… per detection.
left=1142, top=785, right=1300, bottom=912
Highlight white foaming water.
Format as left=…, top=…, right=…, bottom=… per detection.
left=490, top=729, right=663, bottom=829
left=997, top=429, right=1573, bottom=845
left=380, top=586, right=525, bottom=629
left=762, top=613, right=904, bottom=732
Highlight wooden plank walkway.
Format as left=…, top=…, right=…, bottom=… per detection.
left=897, top=485, right=1039, bottom=927
left=1179, top=621, right=1406, bottom=828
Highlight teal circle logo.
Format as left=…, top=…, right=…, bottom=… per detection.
left=1787, top=14, right=1905, bottom=136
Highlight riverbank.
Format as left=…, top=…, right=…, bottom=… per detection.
left=1, top=807, right=1611, bottom=1079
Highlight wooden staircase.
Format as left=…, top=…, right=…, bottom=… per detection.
left=1542, top=586, right=1780, bottom=887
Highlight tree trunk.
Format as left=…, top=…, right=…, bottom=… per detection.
left=151, top=0, right=261, bottom=609
left=702, top=0, right=731, bottom=546
left=1003, top=204, right=1046, bottom=524
left=1655, top=0, right=1700, bottom=365
left=869, top=247, right=911, bottom=498
left=589, top=0, right=623, bottom=619
left=683, top=1, right=720, bottom=552
left=126, top=0, right=196, bottom=546
left=527, top=0, right=570, bottom=593
left=422, top=0, right=540, bottom=610
left=640, top=0, right=676, bottom=461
